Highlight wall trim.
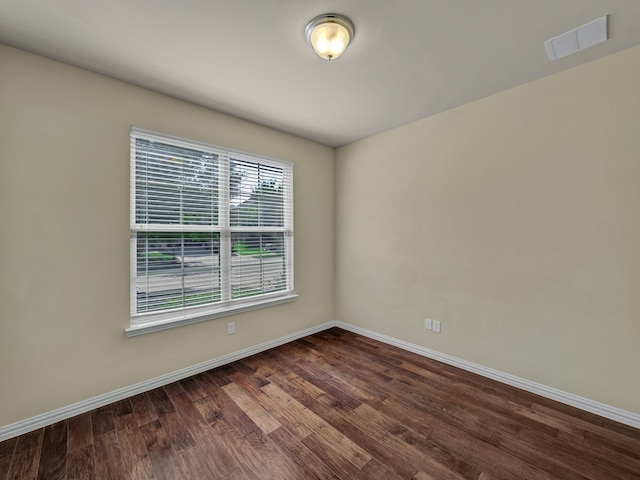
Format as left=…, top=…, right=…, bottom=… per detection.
left=334, top=321, right=640, bottom=430
left=0, top=321, right=335, bottom=442
left=2, top=320, right=639, bottom=441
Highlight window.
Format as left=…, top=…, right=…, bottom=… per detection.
left=128, top=127, right=295, bottom=336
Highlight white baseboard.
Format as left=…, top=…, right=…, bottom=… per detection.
left=2, top=320, right=638, bottom=442
left=0, top=322, right=335, bottom=442
left=334, top=321, right=640, bottom=430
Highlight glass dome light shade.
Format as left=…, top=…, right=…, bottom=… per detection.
left=305, top=14, right=355, bottom=60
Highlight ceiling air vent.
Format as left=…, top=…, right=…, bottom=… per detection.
left=545, top=15, right=608, bottom=61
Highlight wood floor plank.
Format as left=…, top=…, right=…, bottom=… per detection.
left=113, top=411, right=155, bottom=480
left=92, top=430, right=125, bottom=480
left=233, top=359, right=273, bottom=391
left=341, top=402, right=407, bottom=439
left=557, top=430, right=640, bottom=475
left=219, top=468, right=253, bottom=480
left=151, top=387, right=196, bottom=452
left=334, top=331, right=511, bottom=400
left=285, top=360, right=363, bottom=410
left=90, top=404, right=115, bottom=438
left=425, top=419, right=559, bottom=480
left=289, top=354, right=385, bottom=406
left=358, top=457, right=414, bottom=480
left=176, top=444, right=219, bottom=480
left=487, top=430, right=614, bottom=480
left=208, top=419, right=273, bottom=480
left=0, top=437, right=17, bottom=480
left=5, top=429, right=43, bottom=480
left=178, top=376, right=208, bottom=402
left=67, top=413, right=92, bottom=453
left=476, top=473, right=501, bottom=480
left=395, top=359, right=562, bottom=439
left=146, top=387, right=176, bottom=416
left=162, top=381, right=185, bottom=398
left=193, top=394, right=224, bottom=427
left=66, top=412, right=94, bottom=480
left=129, top=392, right=159, bottom=427
left=412, top=470, right=439, bottom=480
left=268, top=426, right=340, bottom=480
left=111, top=398, right=134, bottom=418
left=65, top=445, right=95, bottom=480
left=157, top=408, right=196, bottom=452
left=306, top=393, right=419, bottom=479
left=301, top=432, right=371, bottom=480
left=140, top=419, right=187, bottom=480
left=308, top=359, right=390, bottom=404
left=262, top=382, right=372, bottom=470
left=168, top=389, right=239, bottom=478
left=378, top=432, right=474, bottom=480
left=4, top=327, right=640, bottom=480
left=391, top=428, right=481, bottom=480
left=268, top=365, right=332, bottom=405
left=230, top=376, right=314, bottom=441
left=222, top=382, right=281, bottom=434
left=240, top=350, right=288, bottom=379
left=303, top=375, right=468, bottom=480
left=206, top=365, right=235, bottom=387
left=36, top=420, right=67, bottom=480
left=505, top=401, right=582, bottom=435
left=196, top=371, right=259, bottom=436
left=244, top=428, right=309, bottom=480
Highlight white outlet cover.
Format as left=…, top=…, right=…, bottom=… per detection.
left=433, top=320, right=441, bottom=333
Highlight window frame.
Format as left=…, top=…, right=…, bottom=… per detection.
left=127, top=127, right=296, bottom=337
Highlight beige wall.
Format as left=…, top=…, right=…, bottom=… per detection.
left=0, top=44, right=335, bottom=426
left=336, top=45, right=640, bottom=414
left=2, top=40, right=639, bottom=430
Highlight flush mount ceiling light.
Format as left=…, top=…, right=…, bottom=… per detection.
left=305, top=14, right=355, bottom=60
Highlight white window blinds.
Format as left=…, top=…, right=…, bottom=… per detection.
left=129, top=127, right=294, bottom=335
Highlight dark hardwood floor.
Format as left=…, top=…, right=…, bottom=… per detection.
left=2, top=327, right=639, bottom=479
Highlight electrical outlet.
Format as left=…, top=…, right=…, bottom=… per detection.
left=227, top=321, right=235, bottom=335
left=433, top=320, right=441, bottom=333
left=425, top=318, right=433, bottom=330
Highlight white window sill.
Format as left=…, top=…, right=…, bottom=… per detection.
left=125, top=293, right=298, bottom=337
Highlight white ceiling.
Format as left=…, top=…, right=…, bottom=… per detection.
left=1, top=1, right=640, bottom=147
